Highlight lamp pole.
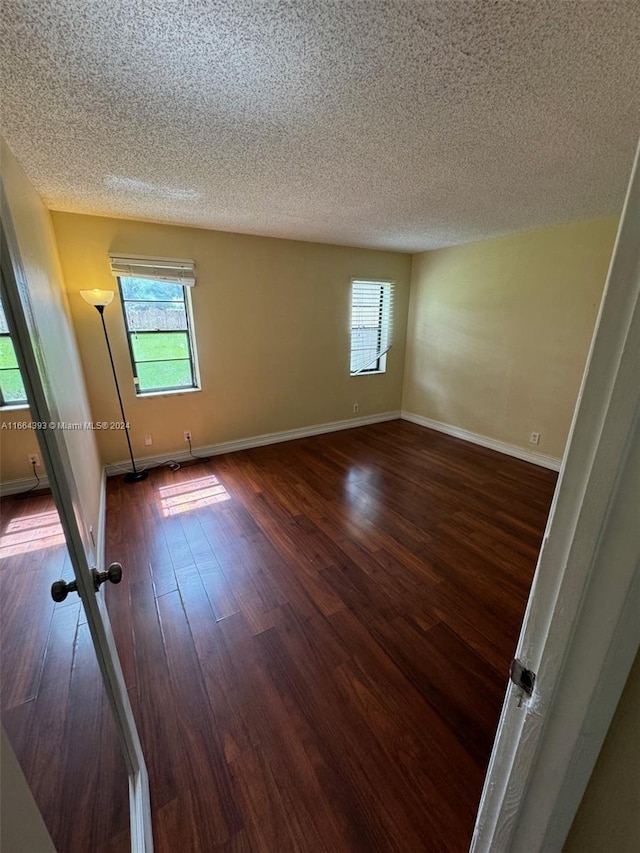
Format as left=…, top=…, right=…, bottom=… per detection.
left=81, top=290, right=147, bottom=483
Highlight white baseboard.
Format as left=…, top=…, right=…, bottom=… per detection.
left=104, top=411, right=401, bottom=477
left=400, top=411, right=562, bottom=471
left=0, top=473, right=51, bottom=496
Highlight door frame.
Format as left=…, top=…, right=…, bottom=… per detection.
left=1, top=200, right=153, bottom=852
left=472, top=141, right=640, bottom=850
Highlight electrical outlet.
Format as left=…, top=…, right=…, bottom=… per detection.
left=144, top=434, right=153, bottom=446
left=28, top=453, right=41, bottom=467
left=353, top=403, right=359, bottom=414
left=184, top=430, right=192, bottom=442
left=530, top=432, right=540, bottom=446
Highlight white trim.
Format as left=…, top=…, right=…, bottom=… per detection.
left=134, top=386, right=201, bottom=400
left=400, top=411, right=561, bottom=471
left=129, top=767, right=154, bottom=853
left=105, top=411, right=401, bottom=476
left=0, top=473, right=51, bottom=496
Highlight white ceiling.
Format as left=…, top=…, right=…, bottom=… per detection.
left=2, top=1, right=639, bottom=252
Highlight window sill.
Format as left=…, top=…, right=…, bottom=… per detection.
left=350, top=371, right=387, bottom=377
left=135, top=386, right=201, bottom=400
left=1, top=403, right=30, bottom=412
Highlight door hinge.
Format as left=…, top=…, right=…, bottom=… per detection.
left=510, top=658, right=536, bottom=696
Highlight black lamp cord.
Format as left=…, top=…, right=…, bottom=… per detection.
left=27, top=458, right=41, bottom=492
left=187, top=436, right=202, bottom=460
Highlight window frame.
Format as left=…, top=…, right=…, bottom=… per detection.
left=0, top=297, right=29, bottom=409
left=116, top=277, right=201, bottom=397
left=349, top=279, right=393, bottom=376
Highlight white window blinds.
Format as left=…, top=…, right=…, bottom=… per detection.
left=350, top=280, right=393, bottom=375
left=109, top=254, right=196, bottom=286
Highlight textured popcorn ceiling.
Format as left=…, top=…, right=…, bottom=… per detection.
left=1, top=1, right=639, bottom=251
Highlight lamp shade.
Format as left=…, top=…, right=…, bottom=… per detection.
left=80, top=289, right=115, bottom=307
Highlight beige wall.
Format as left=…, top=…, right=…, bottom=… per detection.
left=0, top=140, right=102, bottom=534
left=50, top=212, right=411, bottom=465
left=402, top=217, right=619, bottom=459
left=0, top=726, right=55, bottom=853
left=564, top=648, right=640, bottom=852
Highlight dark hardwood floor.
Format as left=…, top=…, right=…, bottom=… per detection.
left=1, top=421, right=557, bottom=851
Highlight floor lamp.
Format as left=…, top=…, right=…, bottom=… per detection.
left=80, top=289, right=148, bottom=483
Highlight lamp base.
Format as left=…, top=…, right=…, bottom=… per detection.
left=123, top=470, right=149, bottom=483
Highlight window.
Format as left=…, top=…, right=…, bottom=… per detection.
left=350, top=280, right=393, bottom=375
left=117, top=277, right=199, bottom=395
left=0, top=297, right=28, bottom=407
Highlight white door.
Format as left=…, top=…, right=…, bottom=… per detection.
left=472, top=143, right=640, bottom=851
left=1, top=214, right=153, bottom=850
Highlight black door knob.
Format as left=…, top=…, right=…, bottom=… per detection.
left=92, top=562, right=123, bottom=590
left=51, top=578, right=78, bottom=603
left=51, top=562, right=123, bottom=602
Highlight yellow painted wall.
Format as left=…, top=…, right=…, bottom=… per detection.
left=1, top=188, right=618, bottom=479
left=50, top=212, right=411, bottom=465
left=564, top=648, right=640, bottom=852
left=0, top=140, right=103, bottom=535
left=402, top=217, right=619, bottom=460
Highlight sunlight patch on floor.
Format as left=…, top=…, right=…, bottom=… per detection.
left=157, top=475, right=231, bottom=516
left=0, top=510, right=65, bottom=557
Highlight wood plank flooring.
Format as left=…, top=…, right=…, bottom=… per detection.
left=105, top=421, right=556, bottom=852
left=1, top=421, right=557, bottom=851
